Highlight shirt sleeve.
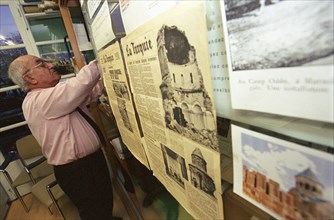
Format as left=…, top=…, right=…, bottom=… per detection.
left=82, top=78, right=105, bottom=105
left=37, top=60, right=103, bottom=118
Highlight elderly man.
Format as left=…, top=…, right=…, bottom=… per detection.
left=8, top=55, right=121, bottom=220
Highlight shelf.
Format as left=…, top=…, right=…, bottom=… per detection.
left=223, top=187, right=272, bottom=220
left=220, top=109, right=334, bottom=148
left=24, top=11, right=61, bottom=19
left=20, top=0, right=43, bottom=6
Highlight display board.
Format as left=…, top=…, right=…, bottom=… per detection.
left=79, top=0, right=334, bottom=219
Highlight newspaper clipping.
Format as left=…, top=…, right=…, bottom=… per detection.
left=121, top=2, right=223, bottom=219
left=98, top=42, right=149, bottom=168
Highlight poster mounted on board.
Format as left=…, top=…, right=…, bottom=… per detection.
left=220, top=0, right=334, bottom=122
left=119, top=0, right=180, bottom=34
left=91, top=0, right=116, bottom=50
left=121, top=2, right=223, bottom=219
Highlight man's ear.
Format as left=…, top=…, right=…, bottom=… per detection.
left=23, top=74, right=37, bottom=85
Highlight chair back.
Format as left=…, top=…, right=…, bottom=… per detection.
left=16, top=135, right=42, bottom=160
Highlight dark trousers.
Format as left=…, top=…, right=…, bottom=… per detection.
left=54, top=149, right=113, bottom=220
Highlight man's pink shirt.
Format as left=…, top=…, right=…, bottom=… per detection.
left=22, top=61, right=105, bottom=165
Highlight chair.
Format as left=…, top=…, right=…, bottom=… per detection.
left=31, top=173, right=74, bottom=219
left=0, top=134, right=53, bottom=212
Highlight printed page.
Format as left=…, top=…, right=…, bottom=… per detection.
left=220, top=1, right=334, bottom=122
left=121, top=2, right=223, bottom=219
left=121, top=2, right=219, bottom=152
left=205, top=0, right=232, bottom=118
left=73, top=23, right=93, bottom=51
left=98, top=41, right=149, bottom=168
left=119, top=0, right=180, bottom=34
left=87, top=0, right=101, bottom=19
left=91, top=0, right=116, bottom=50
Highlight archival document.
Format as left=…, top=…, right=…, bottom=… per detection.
left=86, top=0, right=101, bottom=19
left=91, top=0, right=116, bottom=50
left=98, top=41, right=149, bottom=168
left=205, top=0, right=231, bottom=118
left=121, top=2, right=223, bottom=219
left=73, top=23, right=93, bottom=51
left=119, top=0, right=180, bottom=34
left=220, top=1, right=334, bottom=122
left=232, top=124, right=334, bottom=220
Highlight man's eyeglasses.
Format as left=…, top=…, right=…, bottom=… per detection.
left=23, top=59, right=52, bottom=75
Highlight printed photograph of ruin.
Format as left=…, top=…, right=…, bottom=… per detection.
left=117, top=97, right=133, bottom=132
left=113, top=81, right=130, bottom=100
left=157, top=25, right=218, bottom=151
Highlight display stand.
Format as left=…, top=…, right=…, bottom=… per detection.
left=55, top=1, right=334, bottom=219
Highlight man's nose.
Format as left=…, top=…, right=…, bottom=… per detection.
left=46, top=62, right=54, bottom=69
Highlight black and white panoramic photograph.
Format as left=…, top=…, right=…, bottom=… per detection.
left=117, top=97, right=133, bottom=132
left=113, top=81, right=130, bottom=100
left=161, top=144, right=188, bottom=189
left=222, top=0, right=334, bottom=71
left=156, top=25, right=219, bottom=151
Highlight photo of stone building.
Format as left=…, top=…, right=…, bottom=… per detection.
left=189, top=148, right=215, bottom=197
left=243, top=167, right=334, bottom=220
left=113, top=81, right=130, bottom=100
left=161, top=144, right=188, bottom=189
left=117, top=97, right=133, bottom=132
left=157, top=25, right=218, bottom=151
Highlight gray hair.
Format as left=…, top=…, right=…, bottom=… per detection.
left=8, top=58, right=29, bottom=91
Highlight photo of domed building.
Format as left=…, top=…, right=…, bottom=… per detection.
left=188, top=148, right=215, bottom=197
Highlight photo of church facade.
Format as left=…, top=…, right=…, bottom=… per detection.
left=161, top=144, right=188, bottom=189
left=157, top=25, right=218, bottom=151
